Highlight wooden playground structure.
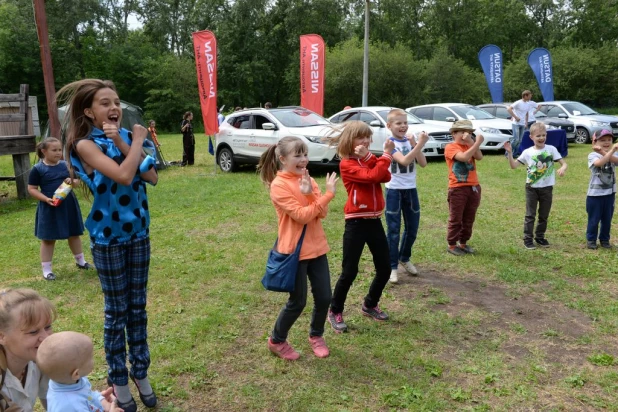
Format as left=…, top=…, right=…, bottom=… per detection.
left=0, top=84, right=36, bottom=199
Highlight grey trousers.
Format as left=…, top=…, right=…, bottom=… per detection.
left=524, top=185, right=553, bottom=240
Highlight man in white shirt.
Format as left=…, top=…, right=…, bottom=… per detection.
left=507, top=90, right=537, bottom=157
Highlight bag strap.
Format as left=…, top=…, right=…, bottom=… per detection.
left=273, top=224, right=307, bottom=253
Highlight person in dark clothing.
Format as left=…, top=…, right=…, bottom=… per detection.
left=181, top=112, right=195, bottom=166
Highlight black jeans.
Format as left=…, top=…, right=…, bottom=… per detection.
left=331, top=218, right=391, bottom=314
left=182, top=134, right=195, bottom=165
left=271, top=254, right=332, bottom=343
left=524, top=185, right=553, bottom=240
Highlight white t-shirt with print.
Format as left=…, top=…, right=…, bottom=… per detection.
left=517, top=145, right=562, bottom=188
left=510, top=99, right=536, bottom=126
left=385, top=136, right=417, bottom=189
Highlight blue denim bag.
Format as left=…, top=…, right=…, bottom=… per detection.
left=261, top=225, right=307, bottom=292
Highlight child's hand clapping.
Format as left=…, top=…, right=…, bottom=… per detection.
left=416, top=131, right=429, bottom=147
left=354, top=144, right=369, bottom=158
left=299, top=168, right=312, bottom=194
left=131, top=124, right=148, bottom=145
left=325, top=172, right=338, bottom=195
left=384, top=139, right=395, bottom=154
left=102, top=122, right=122, bottom=144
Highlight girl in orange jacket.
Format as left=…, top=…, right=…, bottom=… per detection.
left=258, top=136, right=338, bottom=360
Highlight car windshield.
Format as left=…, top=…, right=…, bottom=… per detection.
left=450, top=105, right=495, bottom=120
left=562, top=102, right=598, bottom=115
left=270, top=108, right=330, bottom=127
left=535, top=111, right=547, bottom=118
left=377, top=110, right=423, bottom=124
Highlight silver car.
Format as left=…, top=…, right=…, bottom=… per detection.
left=328, top=106, right=452, bottom=157
left=406, top=103, right=512, bottom=151
left=478, top=103, right=576, bottom=142
left=536, top=101, right=618, bottom=144
left=215, top=107, right=338, bottom=172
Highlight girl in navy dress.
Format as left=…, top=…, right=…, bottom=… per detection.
left=59, top=79, right=159, bottom=412
left=27, top=137, right=92, bottom=280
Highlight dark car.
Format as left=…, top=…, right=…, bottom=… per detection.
left=478, top=103, right=576, bottom=142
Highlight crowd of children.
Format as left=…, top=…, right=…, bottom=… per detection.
left=1, top=78, right=616, bottom=411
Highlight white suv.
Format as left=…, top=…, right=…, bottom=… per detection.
left=215, top=107, right=339, bottom=172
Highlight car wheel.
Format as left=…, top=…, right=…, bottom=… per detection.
left=575, top=127, right=590, bottom=144
left=217, top=147, right=236, bottom=172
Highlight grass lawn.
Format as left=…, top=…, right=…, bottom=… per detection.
left=2, top=134, right=618, bottom=411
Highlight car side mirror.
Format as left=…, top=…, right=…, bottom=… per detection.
left=369, top=120, right=383, bottom=127
left=557, top=113, right=568, bottom=119
left=262, top=122, right=277, bottom=130
left=446, top=117, right=456, bottom=122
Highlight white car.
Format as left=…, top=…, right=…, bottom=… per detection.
left=328, top=106, right=452, bottom=157
left=406, top=103, right=513, bottom=151
left=215, top=107, right=339, bottom=172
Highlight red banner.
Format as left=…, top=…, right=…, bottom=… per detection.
left=192, top=30, right=218, bottom=135
left=300, top=34, right=325, bottom=116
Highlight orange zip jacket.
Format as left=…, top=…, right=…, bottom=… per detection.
left=339, top=151, right=392, bottom=219
left=269, top=170, right=335, bottom=260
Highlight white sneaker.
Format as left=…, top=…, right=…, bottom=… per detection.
left=389, top=269, right=399, bottom=284
left=399, top=261, right=418, bottom=275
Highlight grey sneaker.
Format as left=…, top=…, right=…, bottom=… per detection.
left=447, top=246, right=466, bottom=256
left=587, top=241, right=598, bottom=250
left=328, top=310, right=347, bottom=333
left=361, top=304, right=389, bottom=321
left=600, top=241, right=612, bottom=249
left=459, top=245, right=476, bottom=254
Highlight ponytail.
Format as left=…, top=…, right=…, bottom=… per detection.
left=257, top=145, right=279, bottom=186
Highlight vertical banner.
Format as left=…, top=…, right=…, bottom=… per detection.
left=192, top=30, right=218, bottom=135
left=477, top=45, right=503, bottom=103
left=527, top=48, right=554, bottom=101
left=300, top=34, right=325, bottom=115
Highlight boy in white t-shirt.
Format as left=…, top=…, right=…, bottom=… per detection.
left=384, top=109, right=428, bottom=284
left=505, top=122, right=567, bottom=249
left=586, top=129, right=618, bottom=249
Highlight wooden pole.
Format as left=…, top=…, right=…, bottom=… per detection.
left=32, top=0, right=61, bottom=139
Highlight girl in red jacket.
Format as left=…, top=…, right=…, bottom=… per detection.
left=327, top=121, right=395, bottom=333
left=258, top=136, right=338, bottom=360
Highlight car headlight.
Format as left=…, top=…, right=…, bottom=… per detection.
left=304, top=135, right=326, bottom=144
left=479, top=127, right=500, bottom=134
left=591, top=121, right=610, bottom=127
left=545, top=124, right=558, bottom=130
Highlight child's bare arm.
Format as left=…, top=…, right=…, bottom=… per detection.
left=503, top=142, right=520, bottom=169
left=392, top=132, right=428, bottom=167
left=556, top=158, right=567, bottom=177
left=592, top=143, right=618, bottom=166
left=28, top=184, right=54, bottom=205
left=454, top=133, right=484, bottom=163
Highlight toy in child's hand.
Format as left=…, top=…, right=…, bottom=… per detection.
left=52, top=182, right=72, bottom=206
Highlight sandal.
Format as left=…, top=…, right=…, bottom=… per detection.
left=43, top=272, right=56, bottom=280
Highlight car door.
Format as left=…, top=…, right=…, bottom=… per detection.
left=359, top=111, right=386, bottom=155
left=248, top=114, right=279, bottom=158
left=224, top=114, right=253, bottom=156
left=421, top=106, right=456, bottom=129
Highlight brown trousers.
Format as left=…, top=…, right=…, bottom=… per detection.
left=447, top=185, right=482, bottom=246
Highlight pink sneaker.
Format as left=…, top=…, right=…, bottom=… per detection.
left=308, top=336, right=330, bottom=358
left=268, top=338, right=300, bottom=360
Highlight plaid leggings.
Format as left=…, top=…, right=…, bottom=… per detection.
left=92, top=236, right=151, bottom=385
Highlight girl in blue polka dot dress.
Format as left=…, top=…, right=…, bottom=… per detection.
left=58, top=79, right=158, bottom=412
left=27, top=137, right=92, bottom=280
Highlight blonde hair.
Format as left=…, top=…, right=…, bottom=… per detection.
left=387, top=109, right=407, bottom=123
left=37, top=331, right=92, bottom=383
left=257, top=136, right=308, bottom=185
left=529, top=122, right=546, bottom=137
left=0, top=288, right=56, bottom=334
left=326, top=120, right=373, bottom=159
left=522, top=90, right=532, bottom=98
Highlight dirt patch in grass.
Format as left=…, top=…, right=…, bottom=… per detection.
left=393, top=268, right=596, bottom=366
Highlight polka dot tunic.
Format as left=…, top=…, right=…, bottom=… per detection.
left=69, top=127, right=157, bottom=245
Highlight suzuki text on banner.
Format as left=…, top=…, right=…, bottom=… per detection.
left=192, top=30, right=218, bottom=135
left=527, top=48, right=554, bottom=102
left=300, top=34, right=325, bottom=116
left=478, top=45, right=503, bottom=103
